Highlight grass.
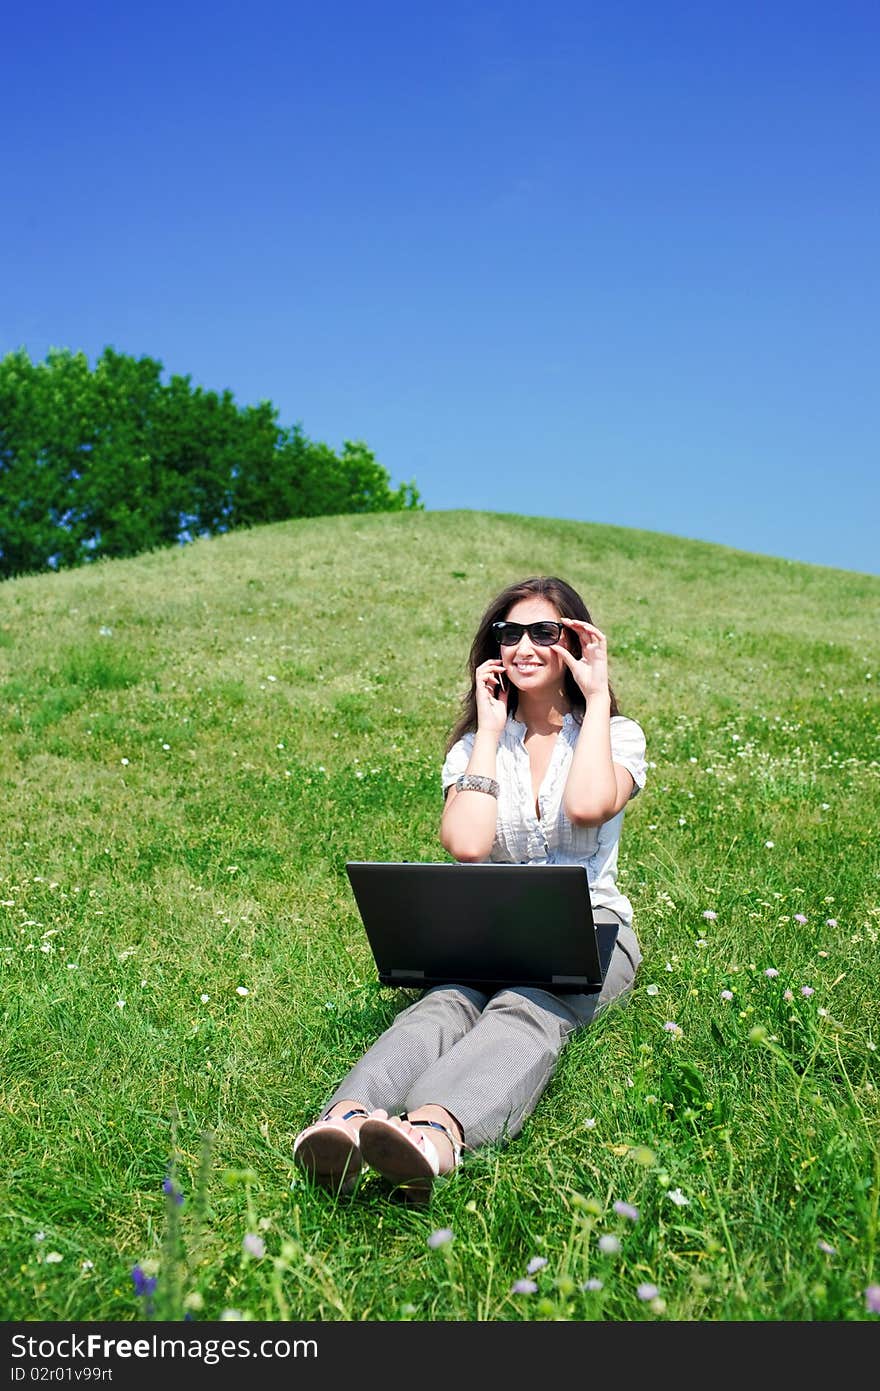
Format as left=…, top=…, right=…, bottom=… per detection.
left=0, top=507, right=878, bottom=1323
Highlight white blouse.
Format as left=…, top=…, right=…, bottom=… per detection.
left=441, top=713, right=647, bottom=930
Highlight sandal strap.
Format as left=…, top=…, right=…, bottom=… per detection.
left=401, top=1115, right=462, bottom=1161
left=321, top=1106, right=369, bottom=1123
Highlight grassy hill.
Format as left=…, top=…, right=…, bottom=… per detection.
left=1, top=508, right=878, bottom=1322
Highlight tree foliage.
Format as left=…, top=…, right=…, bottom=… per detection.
left=0, top=347, right=421, bottom=578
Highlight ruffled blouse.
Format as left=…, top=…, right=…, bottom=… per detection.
left=441, top=713, right=647, bottom=930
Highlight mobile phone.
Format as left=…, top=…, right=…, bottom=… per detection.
left=496, top=669, right=506, bottom=693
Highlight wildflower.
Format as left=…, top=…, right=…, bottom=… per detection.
left=235, top=986, right=249, bottom=997
left=81, top=1259, right=94, bottom=1271
left=131, top=1264, right=158, bottom=1298
left=645, top=984, right=659, bottom=996
left=242, top=1233, right=266, bottom=1259
left=637, top=1282, right=659, bottom=1301
left=783, top=989, right=794, bottom=1002
left=598, top=1235, right=620, bottom=1255
left=764, top=968, right=779, bottom=978
left=162, top=743, right=170, bottom=751
left=581, top=1278, right=603, bottom=1292
left=667, top=1188, right=690, bottom=1207
left=120, top=758, right=129, bottom=766
left=116, top=999, right=126, bottom=1010
left=44, top=1251, right=63, bottom=1264
left=511, top=1278, right=538, bottom=1294
left=695, top=938, right=707, bottom=947
left=200, top=993, right=209, bottom=1004
left=163, top=1177, right=184, bottom=1206
left=720, top=990, right=734, bottom=1001
left=663, top=1021, right=682, bottom=1036
left=702, top=910, right=717, bottom=920
left=527, top=1255, right=548, bottom=1274
left=801, top=985, right=815, bottom=997
left=826, top=918, right=838, bottom=927
left=583, top=1118, right=596, bottom=1129
left=613, top=1201, right=639, bottom=1222
left=34, top=1232, right=45, bottom=1242
left=427, top=1228, right=454, bottom=1249
left=764, top=841, right=774, bottom=848
left=817, top=1241, right=836, bottom=1255
left=794, top=914, right=808, bottom=925
left=865, top=1286, right=880, bottom=1315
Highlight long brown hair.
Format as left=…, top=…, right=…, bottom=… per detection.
left=445, top=576, right=621, bottom=753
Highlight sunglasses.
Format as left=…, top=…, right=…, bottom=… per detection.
left=491, top=620, right=565, bottom=647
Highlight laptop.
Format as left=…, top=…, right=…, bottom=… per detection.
left=345, top=861, right=619, bottom=994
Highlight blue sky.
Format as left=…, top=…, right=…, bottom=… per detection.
left=4, top=0, right=878, bottom=575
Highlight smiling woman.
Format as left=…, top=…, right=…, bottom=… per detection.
left=293, top=575, right=647, bottom=1202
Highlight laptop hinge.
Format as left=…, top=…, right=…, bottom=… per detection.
left=552, top=974, right=589, bottom=986
left=390, top=969, right=424, bottom=980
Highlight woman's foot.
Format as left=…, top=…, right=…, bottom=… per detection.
left=358, top=1108, right=463, bottom=1202
left=293, top=1101, right=370, bottom=1194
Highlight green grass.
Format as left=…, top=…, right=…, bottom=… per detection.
left=0, top=508, right=878, bottom=1322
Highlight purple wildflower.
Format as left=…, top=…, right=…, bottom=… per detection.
left=865, top=1285, right=880, bottom=1315
left=511, top=1278, right=538, bottom=1294
left=794, top=914, right=808, bottom=925
left=242, top=1233, right=266, bottom=1259
left=764, top=968, right=779, bottom=978
left=817, top=1240, right=836, bottom=1255
left=131, top=1264, right=157, bottom=1298
left=637, top=1282, right=659, bottom=1301
left=701, top=910, right=717, bottom=921
left=163, top=1177, right=184, bottom=1206
left=613, top=1201, right=639, bottom=1222
left=581, top=1278, right=603, bottom=1292
left=801, top=985, right=815, bottom=997
left=825, top=918, right=838, bottom=927
left=526, top=1256, right=548, bottom=1274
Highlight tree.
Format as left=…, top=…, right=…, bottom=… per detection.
left=0, top=348, right=421, bottom=579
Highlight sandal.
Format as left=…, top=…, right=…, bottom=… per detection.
left=293, top=1106, right=369, bottom=1194
left=358, top=1112, right=462, bottom=1202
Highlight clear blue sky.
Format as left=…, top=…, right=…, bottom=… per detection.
left=3, top=1, right=878, bottom=575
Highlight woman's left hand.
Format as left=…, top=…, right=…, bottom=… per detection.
left=553, top=621, right=610, bottom=699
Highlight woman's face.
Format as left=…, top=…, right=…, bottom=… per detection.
left=497, top=597, right=571, bottom=695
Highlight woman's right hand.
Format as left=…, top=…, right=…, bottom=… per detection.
left=474, top=657, right=509, bottom=734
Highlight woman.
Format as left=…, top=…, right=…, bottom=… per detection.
left=293, top=576, right=647, bottom=1199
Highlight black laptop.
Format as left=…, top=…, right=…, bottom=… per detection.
left=345, top=861, right=619, bottom=994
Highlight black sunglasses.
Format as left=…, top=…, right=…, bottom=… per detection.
left=491, top=620, right=565, bottom=647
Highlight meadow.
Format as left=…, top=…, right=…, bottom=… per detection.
left=1, top=508, right=878, bottom=1324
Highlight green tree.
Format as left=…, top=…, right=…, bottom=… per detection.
left=0, top=347, right=421, bottom=579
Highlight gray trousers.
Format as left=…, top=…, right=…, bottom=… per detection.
left=326, top=912, right=640, bottom=1149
